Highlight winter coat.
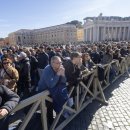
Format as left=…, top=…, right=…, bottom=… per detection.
left=62, top=50, right=71, bottom=58
left=38, top=65, right=66, bottom=91
left=38, top=65, right=68, bottom=113
left=28, top=55, right=38, bottom=75
left=83, top=59, right=95, bottom=70
left=0, top=66, right=19, bottom=91
left=18, top=57, right=31, bottom=82
left=90, top=52, right=101, bottom=64
left=37, top=52, right=49, bottom=69
left=48, top=51, right=56, bottom=63
left=101, top=53, right=113, bottom=64
left=0, top=85, right=19, bottom=113
left=63, top=60, right=81, bottom=87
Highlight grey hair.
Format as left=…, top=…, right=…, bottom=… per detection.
left=51, top=56, right=61, bottom=64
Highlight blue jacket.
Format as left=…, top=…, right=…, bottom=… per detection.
left=38, top=65, right=66, bottom=91
left=38, top=65, right=68, bottom=113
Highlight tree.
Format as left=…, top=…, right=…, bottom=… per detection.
left=66, top=20, right=83, bottom=28
left=0, top=38, right=4, bottom=41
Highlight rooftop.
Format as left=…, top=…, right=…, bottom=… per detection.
left=84, top=14, right=130, bottom=21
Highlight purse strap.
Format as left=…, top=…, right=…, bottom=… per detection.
left=3, top=66, right=13, bottom=79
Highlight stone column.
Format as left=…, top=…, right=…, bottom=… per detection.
left=111, top=27, right=114, bottom=41
left=84, top=29, right=87, bottom=41
left=93, top=26, right=97, bottom=42
left=118, top=27, right=121, bottom=41
left=127, top=27, right=130, bottom=41
left=115, top=27, right=118, bottom=41
left=97, top=26, right=99, bottom=41
left=106, top=27, right=109, bottom=40
left=89, top=28, right=91, bottom=41
left=103, top=27, right=106, bottom=41
left=123, top=27, right=126, bottom=41
left=86, top=28, right=88, bottom=41
left=87, top=28, right=90, bottom=41
left=90, top=28, right=92, bottom=42
left=108, top=27, right=110, bottom=40
left=91, top=27, right=93, bottom=42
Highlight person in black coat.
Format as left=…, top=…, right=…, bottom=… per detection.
left=63, top=52, right=82, bottom=92
left=26, top=50, right=39, bottom=88
left=17, top=52, right=31, bottom=99
left=62, top=45, right=71, bottom=58
left=90, top=45, right=101, bottom=64
left=120, top=46, right=128, bottom=57
left=82, top=53, right=95, bottom=70
left=0, top=85, right=20, bottom=130
left=46, top=47, right=56, bottom=63
left=36, top=46, right=49, bottom=69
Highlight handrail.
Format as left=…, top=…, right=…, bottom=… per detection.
left=11, top=90, right=51, bottom=113
left=9, top=55, right=130, bottom=130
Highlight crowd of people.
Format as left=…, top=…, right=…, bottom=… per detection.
left=0, top=41, right=130, bottom=129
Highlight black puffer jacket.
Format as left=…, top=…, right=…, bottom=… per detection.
left=36, top=52, right=49, bottom=69
left=18, top=57, right=31, bottom=82
left=63, top=60, right=81, bottom=87
left=0, top=85, right=19, bottom=112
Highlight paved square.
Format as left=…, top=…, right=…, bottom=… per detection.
left=64, top=75, right=130, bottom=130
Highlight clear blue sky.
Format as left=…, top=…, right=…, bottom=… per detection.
left=0, top=0, right=130, bottom=38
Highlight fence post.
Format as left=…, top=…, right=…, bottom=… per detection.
left=40, top=98, right=48, bottom=130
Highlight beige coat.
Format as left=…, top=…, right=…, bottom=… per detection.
left=0, top=66, right=19, bottom=91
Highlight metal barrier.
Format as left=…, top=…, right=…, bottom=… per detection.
left=10, top=56, right=130, bottom=130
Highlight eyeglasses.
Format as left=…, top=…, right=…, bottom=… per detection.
left=53, top=61, right=62, bottom=65
left=3, top=62, right=9, bottom=65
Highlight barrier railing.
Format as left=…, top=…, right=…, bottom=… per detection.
left=10, top=55, right=130, bottom=130
left=11, top=91, right=52, bottom=130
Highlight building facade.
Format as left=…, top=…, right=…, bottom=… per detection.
left=9, top=29, right=34, bottom=45
left=84, top=14, right=130, bottom=42
left=77, top=28, right=84, bottom=41
left=8, top=24, right=77, bottom=45
left=0, top=37, right=9, bottom=46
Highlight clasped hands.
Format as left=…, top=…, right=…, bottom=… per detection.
left=57, top=65, right=65, bottom=76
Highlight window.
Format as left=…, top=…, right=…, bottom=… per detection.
left=18, top=36, right=21, bottom=42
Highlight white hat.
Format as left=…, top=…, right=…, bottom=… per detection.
left=18, top=52, right=27, bottom=58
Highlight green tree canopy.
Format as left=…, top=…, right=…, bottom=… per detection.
left=66, top=20, right=83, bottom=28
